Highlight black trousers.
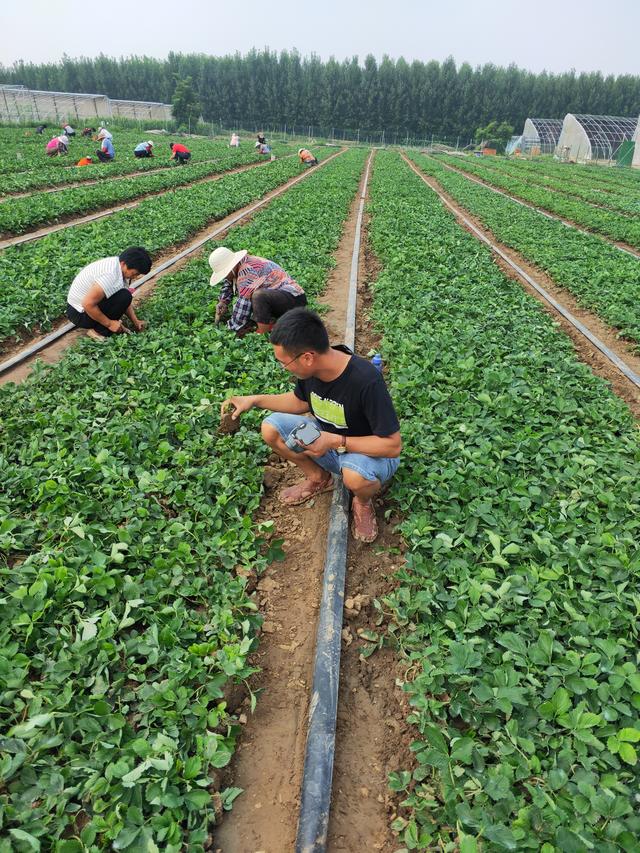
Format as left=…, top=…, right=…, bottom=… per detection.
left=134, top=149, right=152, bottom=158
left=251, top=289, right=307, bottom=324
left=96, top=149, right=114, bottom=162
left=175, top=152, right=191, bottom=164
left=67, top=289, right=132, bottom=337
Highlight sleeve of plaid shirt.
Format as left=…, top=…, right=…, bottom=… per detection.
left=227, top=294, right=253, bottom=330
left=218, top=278, right=234, bottom=308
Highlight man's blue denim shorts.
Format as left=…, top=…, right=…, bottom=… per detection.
left=263, top=412, right=400, bottom=484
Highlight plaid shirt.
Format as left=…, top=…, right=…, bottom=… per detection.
left=218, top=255, right=303, bottom=331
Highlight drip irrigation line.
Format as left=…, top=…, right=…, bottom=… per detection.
left=404, top=156, right=640, bottom=392
left=296, top=150, right=374, bottom=853
left=0, top=150, right=345, bottom=380
left=431, top=156, right=640, bottom=260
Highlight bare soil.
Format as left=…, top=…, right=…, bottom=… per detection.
left=214, top=153, right=411, bottom=853
left=0, top=151, right=346, bottom=386
left=403, top=155, right=640, bottom=420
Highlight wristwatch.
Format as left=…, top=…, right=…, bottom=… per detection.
left=337, top=435, right=347, bottom=455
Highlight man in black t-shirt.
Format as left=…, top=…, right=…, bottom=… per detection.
left=221, top=308, right=402, bottom=543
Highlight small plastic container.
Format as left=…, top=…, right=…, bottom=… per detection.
left=371, top=353, right=383, bottom=371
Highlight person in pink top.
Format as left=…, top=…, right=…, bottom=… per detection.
left=45, top=134, right=69, bottom=157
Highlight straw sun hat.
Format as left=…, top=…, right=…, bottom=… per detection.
left=208, top=247, right=247, bottom=286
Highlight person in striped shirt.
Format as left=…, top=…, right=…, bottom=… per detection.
left=209, top=247, right=307, bottom=337
left=66, top=247, right=152, bottom=342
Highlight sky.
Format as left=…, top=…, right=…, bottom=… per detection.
left=2, top=0, right=639, bottom=77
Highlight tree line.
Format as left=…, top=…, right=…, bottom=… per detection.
left=2, top=50, right=639, bottom=139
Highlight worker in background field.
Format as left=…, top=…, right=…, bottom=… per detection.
left=96, top=129, right=115, bottom=163
left=45, top=133, right=69, bottom=157
left=256, top=131, right=267, bottom=146
left=76, top=155, right=93, bottom=167
left=298, top=147, right=318, bottom=166
left=134, top=140, right=154, bottom=158
left=256, top=142, right=271, bottom=156
left=95, top=126, right=112, bottom=141
left=230, top=132, right=240, bottom=147
left=35, top=124, right=47, bottom=134
left=66, top=246, right=152, bottom=342
left=221, top=309, right=402, bottom=543
left=169, top=142, right=191, bottom=164
left=62, top=123, right=75, bottom=137
left=81, top=126, right=96, bottom=137
left=210, top=247, right=307, bottom=337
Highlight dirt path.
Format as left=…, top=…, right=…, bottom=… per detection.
left=430, top=155, right=640, bottom=259
left=403, top=155, right=640, bottom=420
left=214, top=153, right=409, bottom=853
left=0, top=158, right=288, bottom=249
left=0, top=151, right=346, bottom=386
left=325, top=196, right=413, bottom=853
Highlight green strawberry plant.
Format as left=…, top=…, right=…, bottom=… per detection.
left=408, top=152, right=640, bottom=345
left=0, top=147, right=367, bottom=851
left=368, top=151, right=640, bottom=852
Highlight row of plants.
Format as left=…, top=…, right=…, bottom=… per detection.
left=0, top=147, right=368, bottom=852
left=503, top=156, right=640, bottom=193
left=0, top=149, right=275, bottom=236
left=0, top=150, right=334, bottom=345
left=367, top=151, right=640, bottom=852
left=433, top=154, right=640, bottom=249
left=479, top=158, right=639, bottom=216
left=408, top=153, right=640, bottom=344
left=0, top=136, right=295, bottom=195
left=0, top=130, right=240, bottom=178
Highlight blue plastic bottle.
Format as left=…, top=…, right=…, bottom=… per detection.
left=371, top=353, right=383, bottom=371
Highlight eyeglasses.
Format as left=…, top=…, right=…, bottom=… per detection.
left=277, top=352, right=307, bottom=369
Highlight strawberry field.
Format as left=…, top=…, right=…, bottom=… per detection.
left=0, top=126, right=639, bottom=853
left=0, top=147, right=367, bottom=850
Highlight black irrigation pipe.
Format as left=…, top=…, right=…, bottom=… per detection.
left=295, top=151, right=373, bottom=853
left=404, top=155, right=640, bottom=392
left=0, top=150, right=345, bottom=379
left=431, top=155, right=640, bottom=261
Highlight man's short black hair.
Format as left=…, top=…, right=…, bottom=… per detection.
left=270, top=308, right=330, bottom=354
left=119, top=246, right=152, bottom=274
left=169, top=142, right=175, bottom=150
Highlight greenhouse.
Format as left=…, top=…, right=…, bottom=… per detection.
left=555, top=114, right=638, bottom=163
left=633, top=115, right=640, bottom=168
left=0, top=84, right=171, bottom=123
left=522, top=118, right=563, bottom=154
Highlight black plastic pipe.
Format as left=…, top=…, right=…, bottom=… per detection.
left=295, top=152, right=374, bottom=853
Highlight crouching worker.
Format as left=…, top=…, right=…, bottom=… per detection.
left=209, top=247, right=307, bottom=337
left=66, top=247, right=152, bottom=342
left=221, top=308, right=401, bottom=542
left=298, top=147, right=318, bottom=166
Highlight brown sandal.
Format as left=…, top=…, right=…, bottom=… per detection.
left=351, top=498, right=378, bottom=543
left=280, top=475, right=333, bottom=506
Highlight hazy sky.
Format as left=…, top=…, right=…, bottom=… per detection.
left=2, top=0, right=639, bottom=76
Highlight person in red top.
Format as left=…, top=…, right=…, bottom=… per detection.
left=169, top=142, right=191, bottom=164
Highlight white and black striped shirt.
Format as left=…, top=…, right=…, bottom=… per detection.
left=67, top=257, right=124, bottom=312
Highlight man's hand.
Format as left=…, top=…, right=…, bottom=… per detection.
left=132, top=318, right=146, bottom=333
left=214, top=303, right=228, bottom=324
left=302, top=430, right=339, bottom=458
left=108, top=319, right=126, bottom=334
left=221, top=395, right=257, bottom=420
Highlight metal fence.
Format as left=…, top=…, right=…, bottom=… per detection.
left=211, top=118, right=474, bottom=149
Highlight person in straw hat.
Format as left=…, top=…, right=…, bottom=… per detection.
left=209, top=247, right=307, bottom=337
